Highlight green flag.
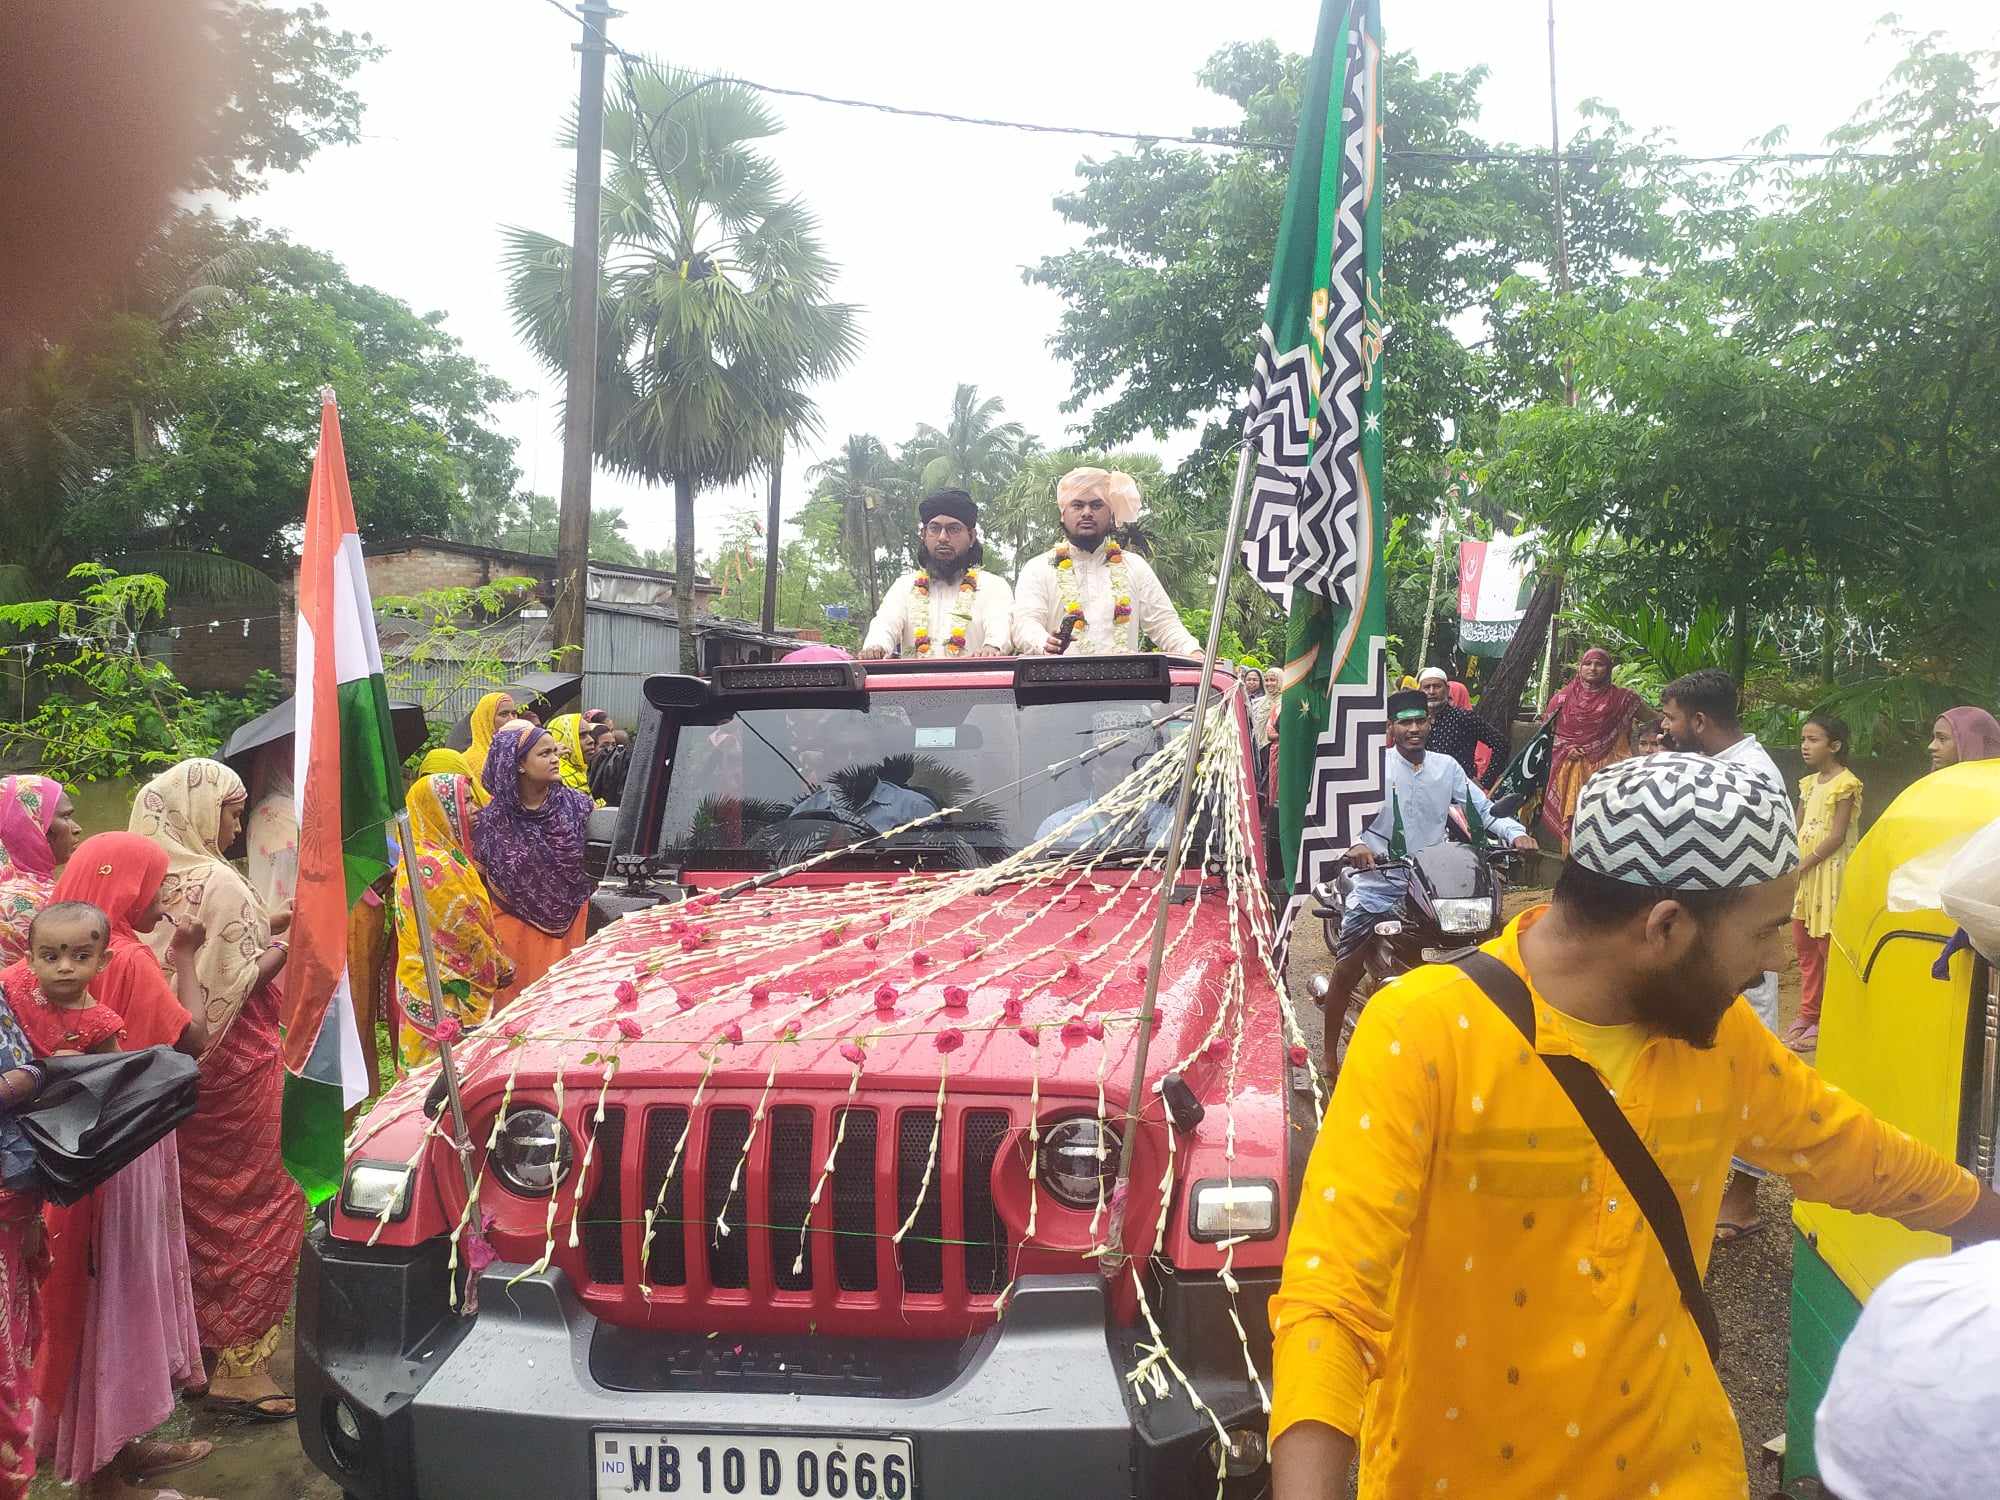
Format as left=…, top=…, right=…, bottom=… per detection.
left=1463, top=781, right=1489, bottom=851
left=1490, top=708, right=1560, bottom=827
left=1238, top=0, right=1390, bottom=937
left=1386, top=790, right=1407, bottom=859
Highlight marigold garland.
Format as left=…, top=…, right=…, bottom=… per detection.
left=1053, top=540, right=1134, bottom=652
left=907, top=567, right=980, bottom=656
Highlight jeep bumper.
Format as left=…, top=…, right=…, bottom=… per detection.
left=297, top=1224, right=1269, bottom=1500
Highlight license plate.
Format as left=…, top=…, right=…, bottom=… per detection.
left=595, top=1430, right=914, bottom=1499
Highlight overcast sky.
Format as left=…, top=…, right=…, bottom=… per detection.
left=244, top=0, right=1999, bottom=555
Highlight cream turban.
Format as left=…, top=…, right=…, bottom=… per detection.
left=1056, top=467, right=1142, bottom=527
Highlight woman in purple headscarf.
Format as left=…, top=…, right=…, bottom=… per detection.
left=1930, top=707, right=2000, bottom=773
left=472, top=723, right=594, bottom=1011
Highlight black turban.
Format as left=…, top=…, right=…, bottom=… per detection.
left=918, top=489, right=978, bottom=529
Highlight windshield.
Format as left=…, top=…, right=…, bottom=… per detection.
left=653, top=686, right=1210, bottom=870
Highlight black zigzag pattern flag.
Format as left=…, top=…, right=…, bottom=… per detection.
left=1245, top=0, right=1391, bottom=956
left=1569, top=754, right=1800, bottom=891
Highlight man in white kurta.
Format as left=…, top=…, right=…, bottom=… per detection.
left=1012, top=467, right=1201, bottom=656
left=860, top=489, right=1016, bottom=658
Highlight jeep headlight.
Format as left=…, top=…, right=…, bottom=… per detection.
left=1038, top=1116, right=1120, bottom=1210
left=340, top=1159, right=413, bottom=1221
left=1189, top=1179, right=1278, bottom=1241
left=1433, top=897, right=1491, bottom=935
left=492, top=1108, right=573, bottom=1196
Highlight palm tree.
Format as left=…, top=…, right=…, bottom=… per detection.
left=504, top=60, right=861, bottom=673
left=806, top=433, right=897, bottom=614
left=906, top=384, right=1028, bottom=503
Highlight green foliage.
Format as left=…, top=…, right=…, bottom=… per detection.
left=1, top=211, right=521, bottom=585
left=374, top=577, right=556, bottom=717
left=1563, top=597, right=1778, bottom=708
left=467, top=492, right=648, bottom=567
left=804, top=434, right=905, bottom=617
left=504, top=57, right=861, bottom=672
left=185, top=669, right=288, bottom=753
left=1491, top=33, right=2000, bottom=748
left=192, top=2, right=383, bottom=200
left=701, top=510, right=864, bottom=650
left=907, top=384, right=1032, bottom=511
left=0, top=567, right=207, bottom=781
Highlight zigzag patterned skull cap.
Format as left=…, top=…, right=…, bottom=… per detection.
left=1569, top=752, right=1799, bottom=891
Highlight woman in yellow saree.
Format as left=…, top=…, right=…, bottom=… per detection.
left=465, top=691, right=516, bottom=799
left=547, top=712, right=596, bottom=796
left=394, top=773, right=512, bottom=1065
left=417, top=746, right=488, bottom=806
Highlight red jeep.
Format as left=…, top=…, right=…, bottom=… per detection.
left=299, top=653, right=1310, bottom=1500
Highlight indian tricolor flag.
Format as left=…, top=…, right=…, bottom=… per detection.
left=281, top=390, right=402, bottom=1203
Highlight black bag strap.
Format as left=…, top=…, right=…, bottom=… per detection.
left=1451, top=950, right=1722, bottom=1365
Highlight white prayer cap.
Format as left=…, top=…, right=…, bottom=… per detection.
left=1417, top=667, right=1448, bottom=685
left=1569, top=752, right=1797, bottom=890
left=1816, top=1241, right=2000, bottom=1500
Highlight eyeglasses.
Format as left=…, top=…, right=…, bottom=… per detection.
left=921, top=521, right=969, bottom=539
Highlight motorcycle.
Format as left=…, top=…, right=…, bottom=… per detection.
left=1311, top=834, right=1521, bottom=1059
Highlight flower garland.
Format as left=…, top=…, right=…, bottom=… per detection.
left=907, top=567, right=979, bottom=656
left=1053, top=541, right=1133, bottom=652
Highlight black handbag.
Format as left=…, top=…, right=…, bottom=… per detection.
left=14, top=1046, right=201, bottom=1206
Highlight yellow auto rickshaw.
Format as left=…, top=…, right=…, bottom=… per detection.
left=1785, top=758, right=2000, bottom=1486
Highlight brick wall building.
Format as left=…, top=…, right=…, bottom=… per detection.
left=162, top=536, right=728, bottom=697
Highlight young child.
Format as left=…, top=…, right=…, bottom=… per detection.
left=1788, top=713, right=1863, bottom=1053
left=0, top=970, right=51, bottom=1500
left=1633, top=718, right=1665, bottom=755
left=7, top=902, right=125, bottom=1058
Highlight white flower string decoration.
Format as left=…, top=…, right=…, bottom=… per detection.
left=355, top=685, right=1284, bottom=1453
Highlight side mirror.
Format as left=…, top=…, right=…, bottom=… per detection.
left=1489, top=792, right=1524, bottom=820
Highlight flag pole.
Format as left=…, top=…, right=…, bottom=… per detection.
left=1101, top=440, right=1256, bottom=1271
left=395, top=808, right=481, bottom=1207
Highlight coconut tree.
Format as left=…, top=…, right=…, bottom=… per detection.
left=504, top=59, right=861, bottom=672
left=906, top=384, right=1028, bottom=503
left=806, top=433, right=898, bottom=614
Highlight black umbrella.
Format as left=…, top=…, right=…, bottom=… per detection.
left=442, top=672, right=584, bottom=751
left=221, top=695, right=431, bottom=781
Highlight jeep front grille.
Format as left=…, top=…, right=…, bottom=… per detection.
left=584, top=1092, right=1020, bottom=1331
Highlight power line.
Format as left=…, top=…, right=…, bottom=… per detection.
left=526, top=0, right=1910, bottom=168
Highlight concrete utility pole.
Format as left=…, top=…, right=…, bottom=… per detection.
left=551, top=0, right=617, bottom=672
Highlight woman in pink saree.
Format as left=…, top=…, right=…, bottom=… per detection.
left=0, top=778, right=82, bottom=965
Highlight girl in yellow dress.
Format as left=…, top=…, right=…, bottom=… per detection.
left=1787, top=713, right=1862, bottom=1053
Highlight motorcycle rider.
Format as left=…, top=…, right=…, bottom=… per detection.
left=1324, top=689, right=1538, bottom=1068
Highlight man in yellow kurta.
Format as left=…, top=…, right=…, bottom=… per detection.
left=1270, top=753, right=2000, bottom=1499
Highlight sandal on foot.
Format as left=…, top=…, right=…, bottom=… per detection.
left=1714, top=1216, right=1765, bottom=1245
left=1785, top=1024, right=1818, bottom=1053
left=199, top=1392, right=296, bottom=1423
left=124, top=1438, right=215, bottom=1480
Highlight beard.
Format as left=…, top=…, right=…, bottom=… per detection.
left=921, top=539, right=981, bottom=577
left=1059, top=521, right=1108, bottom=552
left=1627, top=945, right=1761, bottom=1048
